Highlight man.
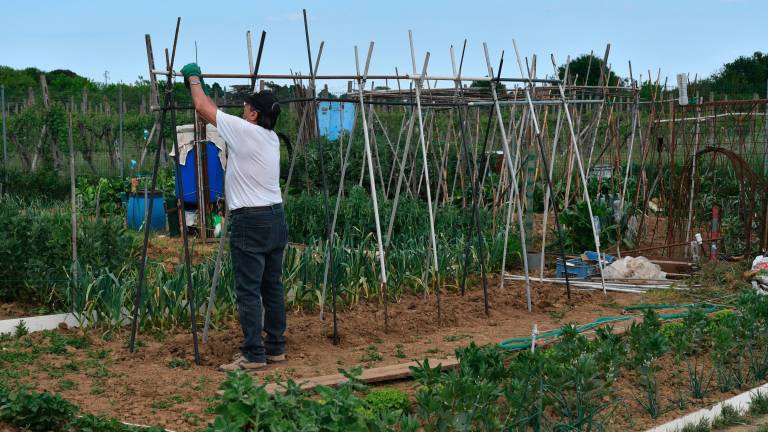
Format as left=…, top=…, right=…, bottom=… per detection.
left=181, top=63, right=288, bottom=371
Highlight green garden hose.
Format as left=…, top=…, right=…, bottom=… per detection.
left=498, top=303, right=721, bottom=351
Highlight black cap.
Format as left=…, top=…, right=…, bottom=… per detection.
left=245, top=90, right=280, bottom=115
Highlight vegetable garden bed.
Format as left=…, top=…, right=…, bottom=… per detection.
left=1, top=278, right=641, bottom=431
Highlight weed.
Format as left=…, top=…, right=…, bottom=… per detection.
left=151, top=394, right=191, bottom=410
left=750, top=390, right=768, bottom=416
left=680, top=418, right=710, bottom=432
left=191, top=375, right=212, bottom=392
left=57, top=379, right=78, bottom=391
left=394, top=344, right=406, bottom=359
left=14, top=320, right=28, bottom=338
left=183, top=411, right=202, bottom=426
left=442, top=334, right=470, bottom=342
left=87, top=348, right=111, bottom=360
left=711, top=404, right=745, bottom=429
left=361, top=344, right=383, bottom=366
left=167, top=357, right=191, bottom=369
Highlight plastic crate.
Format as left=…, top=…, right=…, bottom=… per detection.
left=555, top=258, right=597, bottom=279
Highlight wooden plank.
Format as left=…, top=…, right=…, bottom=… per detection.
left=264, top=357, right=459, bottom=394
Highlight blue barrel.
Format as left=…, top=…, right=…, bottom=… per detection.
left=176, top=142, right=225, bottom=204
left=127, top=191, right=166, bottom=231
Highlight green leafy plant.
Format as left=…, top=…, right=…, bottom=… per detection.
left=627, top=309, right=668, bottom=418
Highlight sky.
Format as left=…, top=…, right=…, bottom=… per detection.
left=2, top=0, right=766, bottom=93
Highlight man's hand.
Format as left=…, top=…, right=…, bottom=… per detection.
left=181, top=63, right=203, bottom=89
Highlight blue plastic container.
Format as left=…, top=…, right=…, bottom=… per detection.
left=175, top=142, right=225, bottom=205
left=317, top=101, right=356, bottom=140
left=555, top=251, right=617, bottom=279
left=127, top=191, right=166, bottom=231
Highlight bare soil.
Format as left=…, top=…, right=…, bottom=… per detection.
left=10, top=276, right=642, bottom=431
left=0, top=302, right=46, bottom=320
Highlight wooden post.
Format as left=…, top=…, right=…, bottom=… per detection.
left=67, top=112, right=79, bottom=295
left=119, top=85, right=124, bottom=178
left=1, top=85, right=7, bottom=182
left=81, top=87, right=88, bottom=113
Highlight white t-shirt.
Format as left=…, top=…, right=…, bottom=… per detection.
left=215, top=110, right=282, bottom=210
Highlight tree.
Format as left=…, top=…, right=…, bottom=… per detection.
left=558, top=54, right=626, bottom=87
left=469, top=79, right=506, bottom=91
left=697, top=52, right=768, bottom=98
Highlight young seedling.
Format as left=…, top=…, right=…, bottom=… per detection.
left=14, top=320, right=28, bottom=338
left=394, top=344, right=406, bottom=359
left=361, top=344, right=383, bottom=367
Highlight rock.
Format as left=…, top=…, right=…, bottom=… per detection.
left=58, top=322, right=68, bottom=330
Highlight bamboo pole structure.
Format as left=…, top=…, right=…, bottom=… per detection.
left=483, top=42, right=532, bottom=311
left=408, top=31, right=441, bottom=323
left=550, top=53, right=608, bottom=295
left=354, top=43, right=390, bottom=331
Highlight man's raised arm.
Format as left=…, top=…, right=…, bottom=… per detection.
left=181, top=63, right=218, bottom=126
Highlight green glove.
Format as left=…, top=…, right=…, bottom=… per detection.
left=180, top=63, right=203, bottom=89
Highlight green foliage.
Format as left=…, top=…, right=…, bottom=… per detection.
left=711, top=404, right=744, bottom=429
left=14, top=320, right=29, bottom=338
left=697, top=51, right=768, bottom=99
left=680, top=418, right=711, bottom=432
left=0, top=389, right=77, bottom=431
left=749, top=390, right=768, bottom=416
left=558, top=199, right=612, bottom=252
left=167, top=357, right=191, bottom=369
left=558, top=54, right=627, bottom=87
left=628, top=309, right=668, bottom=418
left=0, top=168, right=70, bottom=200
left=204, top=370, right=407, bottom=431
left=0, top=197, right=135, bottom=305
left=365, top=388, right=411, bottom=414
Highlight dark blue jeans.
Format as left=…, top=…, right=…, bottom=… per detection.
left=229, top=205, right=288, bottom=363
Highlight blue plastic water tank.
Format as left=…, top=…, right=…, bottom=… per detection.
left=175, top=142, right=225, bottom=204
left=127, top=191, right=166, bottom=231
left=317, top=101, right=356, bottom=140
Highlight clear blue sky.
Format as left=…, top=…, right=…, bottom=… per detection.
left=2, top=0, right=766, bottom=92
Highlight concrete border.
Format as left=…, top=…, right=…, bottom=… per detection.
left=0, top=313, right=84, bottom=334
left=645, top=382, right=768, bottom=431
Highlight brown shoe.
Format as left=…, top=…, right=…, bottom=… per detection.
left=219, top=354, right=267, bottom=372
left=266, top=354, right=286, bottom=364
